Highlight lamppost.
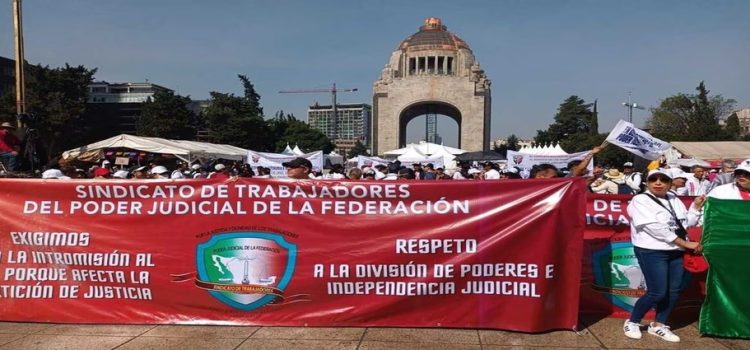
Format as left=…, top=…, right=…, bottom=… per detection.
left=621, top=92, right=645, bottom=124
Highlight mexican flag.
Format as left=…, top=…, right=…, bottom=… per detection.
left=699, top=198, right=750, bottom=338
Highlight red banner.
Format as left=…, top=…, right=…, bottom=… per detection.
left=0, top=178, right=586, bottom=332
left=581, top=193, right=705, bottom=318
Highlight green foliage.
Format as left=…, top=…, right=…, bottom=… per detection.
left=493, top=134, right=520, bottom=155
left=204, top=91, right=272, bottom=151
left=725, top=112, right=741, bottom=140
left=647, top=81, right=736, bottom=141
left=275, top=118, right=335, bottom=154
left=136, top=90, right=196, bottom=139
left=347, top=140, right=369, bottom=159
left=0, top=62, right=97, bottom=161
left=203, top=75, right=273, bottom=150
left=534, top=95, right=599, bottom=152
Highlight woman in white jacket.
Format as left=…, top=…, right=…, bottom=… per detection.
left=623, top=169, right=704, bottom=343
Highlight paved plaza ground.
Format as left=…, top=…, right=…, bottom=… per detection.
left=0, top=316, right=748, bottom=350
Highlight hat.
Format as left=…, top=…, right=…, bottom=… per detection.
left=41, top=169, right=65, bottom=179
left=132, top=166, right=147, bottom=173
left=468, top=168, right=481, bottom=175
left=282, top=157, right=312, bottom=169
left=375, top=172, right=386, bottom=180
left=604, top=169, right=625, bottom=180
left=191, top=164, right=201, bottom=170
left=667, top=168, right=688, bottom=180
left=646, top=169, right=672, bottom=180
left=102, top=160, right=111, bottom=166
left=150, top=165, right=168, bottom=175
left=0, top=122, right=16, bottom=129
left=214, top=163, right=226, bottom=171
left=113, top=170, right=129, bottom=179
left=623, top=162, right=634, bottom=167
left=94, top=168, right=111, bottom=177
left=735, top=159, right=750, bottom=173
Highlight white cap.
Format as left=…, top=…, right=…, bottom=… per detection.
left=623, top=162, right=634, bottom=167
left=667, top=168, right=688, bottom=180
left=191, top=164, right=201, bottom=170
left=113, top=170, right=129, bottom=179
left=215, top=164, right=226, bottom=171
left=42, top=169, right=65, bottom=179
left=646, top=168, right=672, bottom=180
left=102, top=160, right=111, bottom=165
left=736, top=159, right=750, bottom=173
left=375, top=172, right=386, bottom=180
left=150, top=165, right=168, bottom=174
left=468, top=168, right=481, bottom=175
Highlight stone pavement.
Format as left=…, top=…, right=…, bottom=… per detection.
left=0, top=317, right=748, bottom=350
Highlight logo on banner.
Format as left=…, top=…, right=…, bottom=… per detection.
left=173, top=232, right=302, bottom=311
left=591, top=242, right=646, bottom=311
left=512, top=154, right=524, bottom=164
left=251, top=155, right=260, bottom=163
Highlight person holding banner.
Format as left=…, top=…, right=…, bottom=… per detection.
left=624, top=169, right=704, bottom=343
left=707, top=160, right=750, bottom=200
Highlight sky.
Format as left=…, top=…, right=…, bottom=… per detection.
left=2, top=0, right=749, bottom=149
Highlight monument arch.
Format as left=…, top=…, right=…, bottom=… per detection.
left=372, top=17, right=491, bottom=154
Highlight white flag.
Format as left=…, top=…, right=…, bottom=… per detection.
left=605, top=120, right=671, bottom=160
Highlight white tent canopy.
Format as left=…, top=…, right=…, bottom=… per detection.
left=62, top=134, right=248, bottom=163
left=292, top=145, right=305, bottom=156
left=397, top=146, right=429, bottom=162
left=669, top=142, right=750, bottom=161
left=517, top=143, right=568, bottom=156
left=281, top=144, right=295, bottom=155
left=384, top=141, right=466, bottom=156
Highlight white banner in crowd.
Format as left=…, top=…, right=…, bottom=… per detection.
left=605, top=120, right=671, bottom=160
left=355, top=155, right=444, bottom=170
left=356, top=156, right=390, bottom=169
left=506, top=150, right=592, bottom=172
left=246, top=150, right=324, bottom=178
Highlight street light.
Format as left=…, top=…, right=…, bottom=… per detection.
left=622, top=92, right=645, bottom=124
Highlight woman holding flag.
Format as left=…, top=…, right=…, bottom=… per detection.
left=623, top=169, right=704, bottom=343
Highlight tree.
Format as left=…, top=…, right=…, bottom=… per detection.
left=136, top=90, right=196, bottom=139
left=724, top=112, right=741, bottom=140
left=534, top=95, right=598, bottom=152
left=0, top=63, right=97, bottom=163
left=275, top=118, right=335, bottom=154
left=493, top=134, right=520, bottom=155
left=347, top=140, right=369, bottom=159
left=647, top=81, right=736, bottom=141
left=203, top=75, right=273, bottom=151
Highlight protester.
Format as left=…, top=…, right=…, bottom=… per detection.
left=422, top=163, right=437, bottom=179
left=705, top=159, right=737, bottom=194
left=132, top=166, right=149, bottom=179
left=150, top=165, right=169, bottom=179
left=467, top=168, right=482, bottom=179
left=531, top=164, right=559, bottom=179
left=590, top=169, right=628, bottom=194
left=208, top=163, right=230, bottom=179
left=112, top=170, right=130, bottom=179
left=343, top=167, right=360, bottom=180
left=706, top=159, right=750, bottom=200
left=623, top=162, right=643, bottom=193
left=435, top=167, right=451, bottom=180
left=171, top=162, right=187, bottom=179
left=623, top=169, right=703, bottom=343
left=482, top=162, right=501, bottom=180
left=452, top=163, right=470, bottom=180
left=0, top=122, right=21, bottom=171
left=668, top=170, right=688, bottom=196
left=685, top=165, right=710, bottom=196
left=41, top=168, right=70, bottom=180
left=93, top=167, right=112, bottom=179
left=282, top=157, right=312, bottom=180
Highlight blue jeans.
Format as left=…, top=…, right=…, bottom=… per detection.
left=0, top=152, right=16, bottom=171
left=628, top=247, right=686, bottom=324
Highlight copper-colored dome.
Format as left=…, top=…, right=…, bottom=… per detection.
left=398, top=17, right=470, bottom=51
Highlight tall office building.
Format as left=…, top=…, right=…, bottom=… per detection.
left=308, top=103, right=371, bottom=155
left=86, top=81, right=171, bottom=135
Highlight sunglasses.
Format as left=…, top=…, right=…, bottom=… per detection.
left=647, top=176, right=671, bottom=183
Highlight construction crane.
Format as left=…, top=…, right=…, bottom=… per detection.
left=278, top=83, right=358, bottom=140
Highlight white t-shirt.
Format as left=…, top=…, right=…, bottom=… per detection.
left=484, top=169, right=501, bottom=180
left=452, top=171, right=466, bottom=180
left=627, top=192, right=697, bottom=250
left=707, top=182, right=743, bottom=200
left=685, top=175, right=710, bottom=196
left=171, top=170, right=185, bottom=179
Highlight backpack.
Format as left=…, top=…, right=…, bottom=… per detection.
left=617, top=182, right=635, bottom=195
